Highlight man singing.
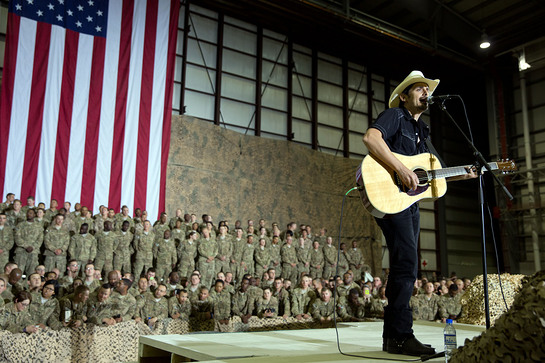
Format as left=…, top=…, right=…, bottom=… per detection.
left=362, top=71, right=476, bottom=356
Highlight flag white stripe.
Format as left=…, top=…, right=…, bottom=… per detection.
left=146, top=0, right=171, bottom=221
left=121, top=0, right=147, bottom=213
left=35, top=26, right=66, bottom=207
left=93, top=1, right=122, bottom=213
left=3, top=17, right=36, bottom=200
left=64, top=34, right=94, bottom=205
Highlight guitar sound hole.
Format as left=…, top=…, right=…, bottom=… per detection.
left=414, top=168, right=429, bottom=186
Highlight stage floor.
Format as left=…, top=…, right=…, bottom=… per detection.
left=139, top=320, right=486, bottom=362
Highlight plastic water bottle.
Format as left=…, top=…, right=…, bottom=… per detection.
left=444, top=318, right=457, bottom=362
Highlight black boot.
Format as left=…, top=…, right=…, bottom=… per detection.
left=386, top=337, right=436, bottom=356
left=383, top=337, right=432, bottom=352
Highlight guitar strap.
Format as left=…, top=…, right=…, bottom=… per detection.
left=425, top=138, right=447, bottom=168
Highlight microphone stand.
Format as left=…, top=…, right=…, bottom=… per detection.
left=434, top=99, right=513, bottom=330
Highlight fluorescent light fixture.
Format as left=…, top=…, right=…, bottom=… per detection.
left=519, top=50, right=531, bottom=71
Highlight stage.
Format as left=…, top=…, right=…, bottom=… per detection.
left=138, top=320, right=486, bottom=362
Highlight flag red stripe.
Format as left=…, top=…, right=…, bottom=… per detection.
left=80, top=37, right=107, bottom=211
left=108, top=0, right=134, bottom=212
left=133, top=0, right=159, bottom=212
left=0, top=13, right=21, bottom=195
left=20, top=22, right=52, bottom=201
left=51, top=30, right=80, bottom=204
left=158, top=0, right=180, bottom=218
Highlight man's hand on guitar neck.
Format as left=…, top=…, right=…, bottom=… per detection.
left=447, top=166, right=478, bottom=182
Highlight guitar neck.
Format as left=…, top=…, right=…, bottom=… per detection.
left=431, top=163, right=498, bottom=180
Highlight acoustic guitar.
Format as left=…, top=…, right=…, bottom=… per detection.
left=356, top=152, right=516, bottom=218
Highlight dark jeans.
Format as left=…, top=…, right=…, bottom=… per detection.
left=375, top=203, right=419, bottom=340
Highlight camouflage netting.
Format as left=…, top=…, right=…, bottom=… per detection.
left=0, top=316, right=326, bottom=363
left=451, top=271, right=545, bottom=362
left=166, top=115, right=384, bottom=276
left=458, top=273, right=525, bottom=326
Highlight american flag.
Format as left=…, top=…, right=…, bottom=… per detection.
left=0, top=0, right=179, bottom=220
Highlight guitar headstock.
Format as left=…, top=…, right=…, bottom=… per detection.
left=496, top=159, right=517, bottom=173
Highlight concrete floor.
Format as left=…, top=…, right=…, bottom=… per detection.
left=139, top=320, right=486, bottom=362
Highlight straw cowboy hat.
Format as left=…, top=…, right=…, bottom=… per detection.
left=389, top=70, right=440, bottom=108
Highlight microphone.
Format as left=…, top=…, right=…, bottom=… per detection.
left=427, top=95, right=457, bottom=105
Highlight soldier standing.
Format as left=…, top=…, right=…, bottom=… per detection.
left=177, top=231, right=198, bottom=280
left=281, top=235, right=298, bottom=284
left=133, top=220, right=155, bottom=278
left=94, top=220, right=117, bottom=275
left=197, top=227, right=218, bottom=288
left=14, top=209, right=44, bottom=276
left=113, top=221, right=133, bottom=274
left=68, top=223, right=97, bottom=276
left=153, top=230, right=177, bottom=283
left=0, top=213, right=15, bottom=270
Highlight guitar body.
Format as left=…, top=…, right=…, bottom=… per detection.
left=356, top=152, right=447, bottom=218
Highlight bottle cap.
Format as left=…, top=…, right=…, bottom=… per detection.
left=446, top=318, right=453, bottom=324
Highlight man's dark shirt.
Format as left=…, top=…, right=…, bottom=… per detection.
left=370, top=107, right=430, bottom=156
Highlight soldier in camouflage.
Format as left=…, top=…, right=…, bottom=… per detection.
left=153, top=229, right=177, bottom=283
left=14, top=209, right=44, bottom=276
left=0, top=213, right=14, bottom=270
left=68, top=223, right=97, bottom=276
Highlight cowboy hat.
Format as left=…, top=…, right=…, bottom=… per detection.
left=389, top=70, right=440, bottom=108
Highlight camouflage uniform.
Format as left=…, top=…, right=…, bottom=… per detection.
left=94, top=230, right=118, bottom=274
left=254, top=245, right=270, bottom=280
left=438, top=293, right=462, bottom=320
left=0, top=302, right=33, bottom=333
left=296, top=244, right=311, bottom=282
left=309, top=247, right=324, bottom=280
left=210, top=289, right=231, bottom=320
left=337, top=250, right=350, bottom=278
left=229, top=237, right=245, bottom=284
left=6, top=210, right=25, bottom=228
left=256, top=296, right=278, bottom=318
left=15, top=221, right=44, bottom=275
left=416, top=293, right=440, bottom=321
left=268, top=242, right=282, bottom=277
left=290, top=287, right=316, bottom=316
left=215, top=234, right=233, bottom=276
left=310, top=299, right=336, bottom=320
left=86, top=295, right=115, bottom=325
left=0, top=225, right=14, bottom=270
left=92, top=215, right=113, bottom=235
left=43, top=208, right=58, bottom=224
left=336, top=282, right=361, bottom=298
left=368, top=297, right=388, bottom=318
left=138, top=294, right=169, bottom=322
left=314, top=234, right=327, bottom=247
left=133, top=231, right=155, bottom=278
left=323, top=245, right=337, bottom=279
left=43, top=225, right=70, bottom=273
left=29, top=292, right=62, bottom=330
left=115, top=216, right=135, bottom=232
left=113, top=230, right=133, bottom=274
left=281, top=244, right=298, bottom=283
left=177, top=239, right=197, bottom=280
left=110, top=292, right=137, bottom=322
left=152, top=221, right=170, bottom=239
left=59, top=295, right=89, bottom=324
left=170, top=228, right=185, bottom=248
left=68, top=233, right=97, bottom=275
left=336, top=295, right=366, bottom=321
left=238, top=243, right=255, bottom=282
left=74, top=216, right=95, bottom=234
left=232, top=290, right=254, bottom=317
left=273, top=288, right=291, bottom=317
left=153, top=237, right=177, bottom=282
left=197, top=237, right=218, bottom=288
left=168, top=297, right=191, bottom=319
left=345, top=247, right=365, bottom=281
